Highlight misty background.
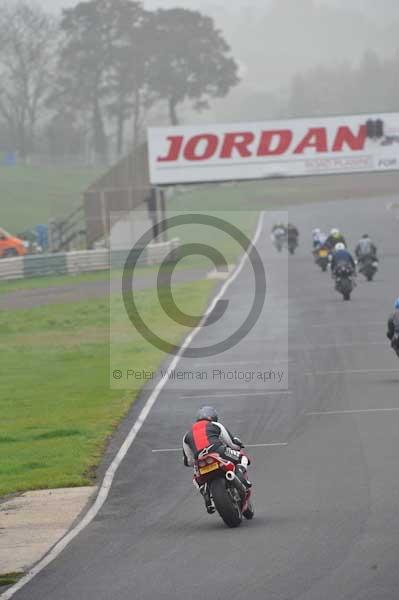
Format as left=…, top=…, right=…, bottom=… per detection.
left=3, top=0, right=399, bottom=166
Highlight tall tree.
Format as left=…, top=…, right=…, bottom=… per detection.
left=0, top=2, right=57, bottom=158
left=147, top=8, right=240, bottom=125
left=55, top=0, right=117, bottom=164
left=56, top=0, right=153, bottom=161
left=105, top=3, right=154, bottom=156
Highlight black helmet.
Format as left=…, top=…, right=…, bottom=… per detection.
left=362, top=233, right=369, bottom=238
left=196, top=406, right=218, bottom=422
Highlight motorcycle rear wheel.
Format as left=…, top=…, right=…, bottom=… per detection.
left=210, top=478, right=242, bottom=528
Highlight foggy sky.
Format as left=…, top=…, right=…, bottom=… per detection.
left=12, top=0, right=257, bottom=11
left=11, top=1, right=399, bottom=23
left=5, top=0, right=384, bottom=14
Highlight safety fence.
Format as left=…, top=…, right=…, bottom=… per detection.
left=0, top=239, right=180, bottom=282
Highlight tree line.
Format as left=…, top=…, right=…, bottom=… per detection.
left=285, top=50, right=399, bottom=119
left=0, top=0, right=239, bottom=164
left=1, top=0, right=397, bottom=167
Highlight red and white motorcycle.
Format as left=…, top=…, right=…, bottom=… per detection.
left=193, top=446, right=254, bottom=528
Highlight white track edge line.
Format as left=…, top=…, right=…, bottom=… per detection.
left=0, top=212, right=265, bottom=600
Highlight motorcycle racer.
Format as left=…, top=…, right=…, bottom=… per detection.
left=183, top=406, right=251, bottom=513
left=331, top=242, right=356, bottom=276
left=287, top=223, right=299, bottom=242
left=271, top=223, right=287, bottom=253
left=355, top=233, right=378, bottom=264
left=387, top=298, right=399, bottom=352
left=325, top=228, right=346, bottom=251
left=312, top=228, right=327, bottom=249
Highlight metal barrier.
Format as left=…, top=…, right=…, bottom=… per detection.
left=0, top=240, right=180, bottom=282
left=24, top=253, right=68, bottom=278
left=0, top=256, right=24, bottom=280
left=67, top=249, right=109, bottom=274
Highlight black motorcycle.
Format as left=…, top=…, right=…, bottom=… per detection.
left=334, top=264, right=355, bottom=301
left=391, top=333, right=399, bottom=358
left=358, top=256, right=378, bottom=282
left=288, top=237, right=298, bottom=255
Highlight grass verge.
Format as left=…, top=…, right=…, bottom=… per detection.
left=0, top=573, right=23, bottom=587
left=0, top=279, right=216, bottom=497
left=0, top=270, right=111, bottom=295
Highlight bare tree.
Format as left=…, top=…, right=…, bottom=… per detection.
left=0, top=2, right=58, bottom=159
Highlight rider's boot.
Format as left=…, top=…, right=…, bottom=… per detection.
left=199, top=484, right=215, bottom=514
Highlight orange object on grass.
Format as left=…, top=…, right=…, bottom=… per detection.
left=0, top=227, right=27, bottom=258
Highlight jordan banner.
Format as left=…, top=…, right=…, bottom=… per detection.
left=148, top=113, right=399, bottom=185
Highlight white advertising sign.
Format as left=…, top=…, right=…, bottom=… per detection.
left=148, top=113, right=399, bottom=185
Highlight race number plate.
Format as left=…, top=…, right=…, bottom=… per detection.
left=199, top=463, right=219, bottom=475
left=319, top=249, right=328, bottom=257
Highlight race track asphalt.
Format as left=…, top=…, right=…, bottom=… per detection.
left=7, top=193, right=399, bottom=600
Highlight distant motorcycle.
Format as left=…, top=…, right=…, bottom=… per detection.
left=358, top=256, right=378, bottom=281
left=288, top=237, right=298, bottom=255
left=194, top=447, right=254, bottom=528
left=272, top=229, right=287, bottom=253
left=314, top=246, right=330, bottom=272
left=334, top=264, right=355, bottom=301
left=391, top=334, right=399, bottom=358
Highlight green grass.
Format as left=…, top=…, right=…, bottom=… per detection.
left=0, top=279, right=216, bottom=497
left=0, top=262, right=208, bottom=295
left=168, top=171, right=399, bottom=212
left=0, top=270, right=110, bottom=294
left=0, top=262, right=207, bottom=295
left=0, top=165, right=102, bottom=233
left=0, top=573, right=23, bottom=587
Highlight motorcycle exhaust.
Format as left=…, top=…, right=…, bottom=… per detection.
left=225, top=470, right=247, bottom=496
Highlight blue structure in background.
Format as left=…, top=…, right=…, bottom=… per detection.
left=4, top=151, right=17, bottom=166
left=0, top=151, right=17, bottom=166
left=36, top=224, right=49, bottom=251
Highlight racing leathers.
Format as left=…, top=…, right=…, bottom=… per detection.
left=183, top=420, right=242, bottom=467
left=355, top=238, right=378, bottom=265
left=325, top=233, right=346, bottom=251
left=312, top=230, right=327, bottom=249
left=183, top=419, right=250, bottom=511
left=331, top=248, right=356, bottom=277
left=271, top=225, right=287, bottom=242
left=287, top=224, right=299, bottom=242
left=387, top=310, right=399, bottom=343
